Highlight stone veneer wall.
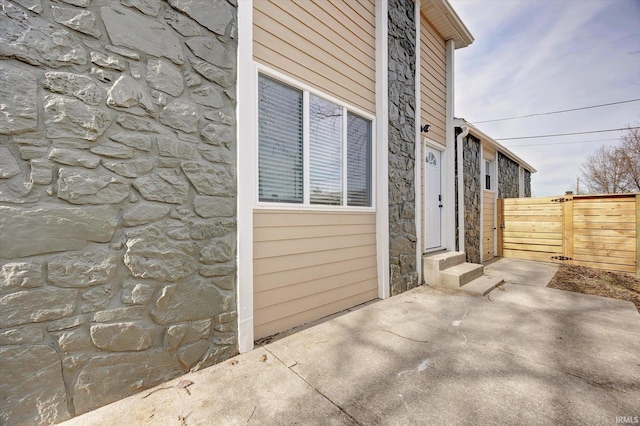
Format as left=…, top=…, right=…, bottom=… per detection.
left=498, top=152, right=520, bottom=199
left=454, top=129, right=481, bottom=264
left=524, top=170, right=532, bottom=197
left=388, top=0, right=418, bottom=296
left=0, top=0, right=237, bottom=423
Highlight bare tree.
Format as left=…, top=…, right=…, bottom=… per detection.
left=618, top=127, right=640, bottom=191
left=579, top=145, right=629, bottom=194
left=579, top=127, right=640, bottom=194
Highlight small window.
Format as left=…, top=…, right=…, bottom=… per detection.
left=258, top=74, right=373, bottom=207
left=426, top=152, right=437, bottom=166
left=485, top=160, right=493, bottom=190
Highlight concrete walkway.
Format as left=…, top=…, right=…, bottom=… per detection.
left=63, top=259, right=640, bottom=425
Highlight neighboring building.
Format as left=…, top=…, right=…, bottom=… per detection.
left=0, top=1, right=537, bottom=424
left=454, top=119, right=536, bottom=264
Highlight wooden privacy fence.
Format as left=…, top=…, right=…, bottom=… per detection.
left=497, top=194, right=640, bottom=277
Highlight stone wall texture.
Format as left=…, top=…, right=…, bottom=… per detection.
left=498, top=152, right=520, bottom=199
left=0, top=0, right=238, bottom=423
left=524, top=170, right=532, bottom=197
left=388, top=0, right=418, bottom=295
left=455, top=133, right=481, bottom=264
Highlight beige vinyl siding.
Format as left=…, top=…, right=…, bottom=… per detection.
left=483, top=190, right=495, bottom=261
left=420, top=13, right=447, bottom=146
left=253, top=0, right=376, bottom=115
left=484, top=145, right=496, bottom=159
left=253, top=210, right=378, bottom=339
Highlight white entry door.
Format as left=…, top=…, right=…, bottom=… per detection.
left=424, top=146, right=442, bottom=250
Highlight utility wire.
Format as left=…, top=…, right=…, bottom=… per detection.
left=472, top=98, right=640, bottom=124
left=494, top=126, right=640, bottom=141
left=503, top=137, right=621, bottom=148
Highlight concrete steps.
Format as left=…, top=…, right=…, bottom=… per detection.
left=459, top=275, right=504, bottom=296
left=423, top=251, right=503, bottom=296
left=440, top=262, right=484, bottom=289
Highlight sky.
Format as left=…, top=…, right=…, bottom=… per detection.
left=449, top=0, right=640, bottom=197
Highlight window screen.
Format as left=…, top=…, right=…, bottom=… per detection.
left=347, top=112, right=372, bottom=206
left=258, top=75, right=303, bottom=203
left=485, top=160, right=492, bottom=190
left=258, top=74, right=373, bottom=208
left=309, top=95, right=343, bottom=205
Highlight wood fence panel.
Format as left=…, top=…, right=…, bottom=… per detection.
left=499, top=196, right=563, bottom=264
left=498, top=194, right=639, bottom=276
left=571, top=195, right=637, bottom=274
left=637, top=194, right=640, bottom=277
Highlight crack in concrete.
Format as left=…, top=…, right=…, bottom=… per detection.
left=480, top=343, right=628, bottom=392
left=381, top=329, right=429, bottom=343
left=246, top=406, right=256, bottom=423
left=262, top=347, right=364, bottom=426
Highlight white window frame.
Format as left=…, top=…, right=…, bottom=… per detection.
left=255, top=64, right=376, bottom=213
left=484, top=158, right=495, bottom=192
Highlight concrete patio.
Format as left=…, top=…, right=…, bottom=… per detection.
left=62, top=259, right=640, bottom=425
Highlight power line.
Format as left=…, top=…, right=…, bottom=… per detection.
left=472, top=98, right=640, bottom=124
left=503, top=137, right=621, bottom=148
left=494, top=126, right=640, bottom=141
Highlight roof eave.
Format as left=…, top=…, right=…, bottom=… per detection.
left=420, top=0, right=474, bottom=49
left=454, top=118, right=538, bottom=173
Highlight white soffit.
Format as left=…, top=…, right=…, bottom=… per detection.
left=420, top=0, right=474, bottom=49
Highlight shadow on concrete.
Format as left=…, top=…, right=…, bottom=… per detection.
left=61, top=264, right=640, bottom=425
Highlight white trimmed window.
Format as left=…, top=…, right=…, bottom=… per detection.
left=485, top=159, right=494, bottom=191
left=258, top=74, right=372, bottom=207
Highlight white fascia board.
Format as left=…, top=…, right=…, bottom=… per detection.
left=236, top=0, right=255, bottom=353
left=436, top=0, right=474, bottom=47
left=420, top=0, right=474, bottom=49
left=375, top=0, right=390, bottom=299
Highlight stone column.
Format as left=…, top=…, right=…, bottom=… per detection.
left=463, top=134, right=481, bottom=264
left=387, top=0, right=418, bottom=296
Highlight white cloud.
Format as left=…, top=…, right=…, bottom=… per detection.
left=450, top=0, right=640, bottom=196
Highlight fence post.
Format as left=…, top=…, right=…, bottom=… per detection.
left=563, top=194, right=574, bottom=265
left=636, top=195, right=640, bottom=278
left=497, top=198, right=504, bottom=257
